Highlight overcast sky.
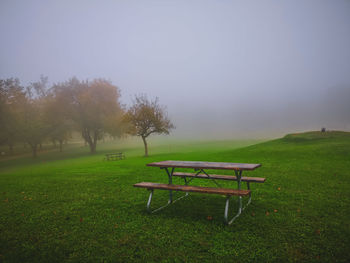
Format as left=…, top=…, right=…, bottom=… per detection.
left=1, top=0, right=349, bottom=138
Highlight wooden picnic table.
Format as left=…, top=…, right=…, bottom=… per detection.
left=134, top=160, right=264, bottom=225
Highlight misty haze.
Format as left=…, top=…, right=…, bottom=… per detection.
left=1, top=0, right=349, bottom=138
left=0, top=1, right=349, bottom=262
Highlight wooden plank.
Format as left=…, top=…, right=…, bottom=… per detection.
left=146, top=160, right=261, bottom=170
left=133, top=182, right=251, bottom=196
left=173, top=172, right=266, bottom=183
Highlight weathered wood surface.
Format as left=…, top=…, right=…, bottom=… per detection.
left=173, top=172, right=266, bottom=183
left=147, top=160, right=261, bottom=170
left=133, top=182, right=251, bottom=196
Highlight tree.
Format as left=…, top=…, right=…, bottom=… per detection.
left=44, top=91, right=74, bottom=152
left=0, top=78, right=26, bottom=154
left=0, top=77, right=54, bottom=157
left=21, top=77, right=53, bottom=157
left=125, top=95, right=174, bottom=157
left=54, top=78, right=124, bottom=153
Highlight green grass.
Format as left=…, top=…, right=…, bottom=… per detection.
left=0, top=132, right=349, bottom=262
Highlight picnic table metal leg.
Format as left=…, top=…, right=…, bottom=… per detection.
left=224, top=196, right=242, bottom=225
left=224, top=170, right=245, bottom=225
left=165, top=167, right=174, bottom=203
left=145, top=189, right=188, bottom=214
left=146, top=190, right=172, bottom=213
left=146, top=188, right=172, bottom=213
left=144, top=167, right=190, bottom=213
left=236, top=170, right=243, bottom=214
left=182, top=177, right=189, bottom=196
left=244, top=182, right=252, bottom=209
left=147, top=189, right=153, bottom=212
left=239, top=173, right=252, bottom=211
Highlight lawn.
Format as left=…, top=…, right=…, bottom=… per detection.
left=0, top=132, right=349, bottom=262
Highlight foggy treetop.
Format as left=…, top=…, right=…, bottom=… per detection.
left=1, top=0, right=349, bottom=138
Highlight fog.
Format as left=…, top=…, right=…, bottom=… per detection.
left=1, top=0, right=349, bottom=139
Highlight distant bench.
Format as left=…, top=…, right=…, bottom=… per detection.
left=104, top=152, right=125, bottom=161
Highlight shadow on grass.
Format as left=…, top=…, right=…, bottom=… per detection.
left=132, top=192, right=258, bottom=226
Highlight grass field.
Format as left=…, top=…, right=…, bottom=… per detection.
left=0, top=132, right=349, bottom=262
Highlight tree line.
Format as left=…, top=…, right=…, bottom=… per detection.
left=0, top=76, right=174, bottom=157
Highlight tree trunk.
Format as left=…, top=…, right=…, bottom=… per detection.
left=82, top=128, right=97, bottom=154
left=8, top=143, right=14, bottom=155
left=59, top=139, right=63, bottom=152
left=31, top=144, right=38, bottom=158
left=142, top=136, right=148, bottom=157
left=86, top=139, right=95, bottom=153
left=91, top=143, right=96, bottom=153
left=91, top=130, right=98, bottom=154
left=86, top=139, right=96, bottom=153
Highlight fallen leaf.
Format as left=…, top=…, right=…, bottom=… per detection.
left=277, top=187, right=281, bottom=191
left=206, top=216, right=213, bottom=221
left=265, top=211, right=270, bottom=216
left=28, top=197, right=32, bottom=201
left=274, top=209, right=278, bottom=213
left=21, top=192, right=25, bottom=194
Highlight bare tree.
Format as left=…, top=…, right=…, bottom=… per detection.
left=125, top=95, right=174, bottom=157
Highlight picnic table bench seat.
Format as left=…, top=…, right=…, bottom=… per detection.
left=134, top=182, right=251, bottom=196
left=172, top=172, right=266, bottom=183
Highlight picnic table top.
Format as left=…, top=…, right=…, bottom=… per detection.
left=146, top=160, right=261, bottom=171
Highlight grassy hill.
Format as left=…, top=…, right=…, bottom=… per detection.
left=0, top=132, right=349, bottom=262
left=284, top=130, right=350, bottom=141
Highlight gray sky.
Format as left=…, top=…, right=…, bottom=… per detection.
left=1, top=0, right=350, bottom=138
